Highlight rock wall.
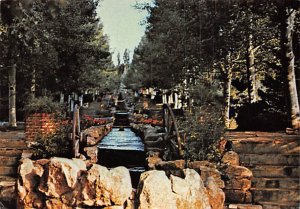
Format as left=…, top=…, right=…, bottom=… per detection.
left=221, top=151, right=253, bottom=204
left=137, top=169, right=224, bottom=209
left=132, top=123, right=254, bottom=206
left=18, top=157, right=132, bottom=209
left=18, top=157, right=226, bottom=209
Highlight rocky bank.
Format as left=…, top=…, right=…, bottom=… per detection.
left=18, top=157, right=225, bottom=209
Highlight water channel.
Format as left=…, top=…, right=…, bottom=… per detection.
left=97, top=127, right=145, bottom=187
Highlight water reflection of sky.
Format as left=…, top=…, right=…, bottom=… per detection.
left=98, top=128, right=144, bottom=151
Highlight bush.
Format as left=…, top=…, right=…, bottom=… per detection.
left=180, top=82, right=224, bottom=162
left=24, top=96, right=64, bottom=116
left=30, top=123, right=72, bottom=159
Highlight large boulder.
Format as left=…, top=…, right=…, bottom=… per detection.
left=205, top=177, right=225, bottom=209
left=81, top=164, right=132, bottom=207
left=105, top=166, right=133, bottom=205
left=137, top=169, right=213, bottom=209
left=181, top=169, right=211, bottom=209
left=19, top=158, right=44, bottom=192
left=18, top=158, right=45, bottom=208
left=137, top=170, right=176, bottom=209
left=39, top=157, right=86, bottom=198
left=18, top=158, right=132, bottom=208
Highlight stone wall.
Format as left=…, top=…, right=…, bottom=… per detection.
left=18, top=157, right=225, bottom=209
left=25, top=113, right=57, bottom=141
left=137, top=169, right=224, bottom=209
left=18, top=157, right=133, bottom=209
left=132, top=123, right=254, bottom=206
left=221, top=151, right=253, bottom=204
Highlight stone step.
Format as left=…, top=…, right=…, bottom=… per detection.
left=251, top=188, right=300, bottom=203
left=239, top=153, right=299, bottom=166
left=225, top=131, right=300, bottom=141
left=226, top=204, right=263, bottom=209
left=0, top=166, right=17, bottom=176
left=0, top=139, right=27, bottom=149
left=0, top=176, right=17, bottom=188
left=258, top=201, right=300, bottom=209
left=252, top=177, right=300, bottom=189
left=0, top=176, right=17, bottom=208
left=0, top=156, right=19, bottom=166
left=248, top=165, right=300, bottom=178
left=231, top=140, right=299, bottom=155
left=0, top=149, right=23, bottom=157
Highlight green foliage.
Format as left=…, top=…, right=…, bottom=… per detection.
left=0, top=0, right=113, bottom=120
left=130, top=0, right=295, bottom=131
left=180, top=83, right=224, bottom=162
left=24, top=96, right=63, bottom=115
left=31, top=124, right=72, bottom=159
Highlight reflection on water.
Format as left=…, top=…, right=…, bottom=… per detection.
left=97, top=128, right=144, bottom=151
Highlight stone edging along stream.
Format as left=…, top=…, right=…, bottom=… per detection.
left=18, top=157, right=226, bottom=209
left=16, top=123, right=254, bottom=209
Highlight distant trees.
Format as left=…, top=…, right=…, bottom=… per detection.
left=128, top=0, right=300, bottom=130
left=0, top=0, right=113, bottom=122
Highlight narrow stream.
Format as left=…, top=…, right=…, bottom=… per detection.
left=98, top=128, right=144, bottom=151
left=97, top=127, right=145, bottom=187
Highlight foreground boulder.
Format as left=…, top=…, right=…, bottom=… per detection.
left=137, top=169, right=224, bottom=209
left=205, top=177, right=225, bottom=209
left=81, top=165, right=132, bottom=206
left=18, top=157, right=225, bottom=209
left=18, top=158, right=132, bottom=209
left=39, top=157, right=86, bottom=198
left=137, top=170, right=176, bottom=209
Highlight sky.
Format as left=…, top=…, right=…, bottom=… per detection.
left=97, top=0, right=151, bottom=65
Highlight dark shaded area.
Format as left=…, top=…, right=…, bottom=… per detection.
left=236, top=102, right=288, bottom=131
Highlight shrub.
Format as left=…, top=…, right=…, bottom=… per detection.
left=180, top=82, right=224, bottom=162
left=30, top=123, right=72, bottom=159
left=24, top=96, right=64, bottom=116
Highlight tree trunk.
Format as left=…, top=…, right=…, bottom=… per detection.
left=30, top=67, right=36, bottom=99
left=221, top=63, right=232, bottom=128
left=60, top=92, right=64, bottom=103
left=246, top=34, right=259, bottom=103
left=9, top=64, right=17, bottom=127
left=246, top=9, right=260, bottom=104
left=282, top=7, right=300, bottom=129
left=225, top=69, right=232, bottom=128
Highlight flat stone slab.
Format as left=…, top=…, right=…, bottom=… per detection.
left=0, top=166, right=17, bottom=176
left=0, top=131, right=25, bottom=140
left=0, top=139, right=27, bottom=149
left=252, top=177, right=299, bottom=189
left=0, top=156, right=19, bottom=166
left=251, top=188, right=300, bottom=202
left=239, top=153, right=299, bottom=166
left=247, top=165, right=300, bottom=178
left=227, top=204, right=263, bottom=209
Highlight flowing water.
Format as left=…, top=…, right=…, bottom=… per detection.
left=98, top=128, right=144, bottom=151
left=97, top=127, right=145, bottom=187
